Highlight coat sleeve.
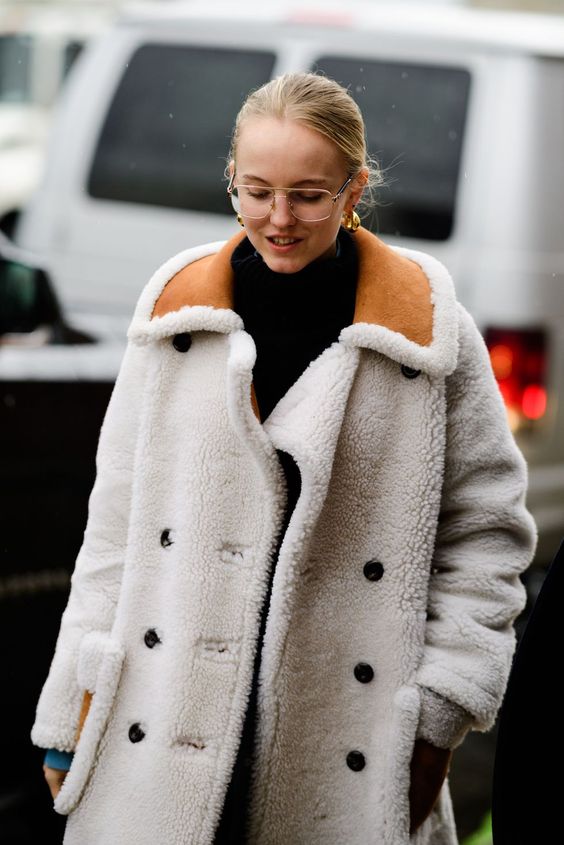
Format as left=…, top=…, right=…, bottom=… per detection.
left=414, top=302, right=538, bottom=750
left=30, top=339, right=150, bottom=752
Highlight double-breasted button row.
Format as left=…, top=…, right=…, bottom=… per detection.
left=129, top=629, right=162, bottom=741
left=347, top=560, right=385, bottom=770
left=347, top=663, right=374, bottom=768
left=129, top=522, right=178, bottom=743
left=129, top=628, right=162, bottom=740
left=172, top=332, right=192, bottom=352
left=130, top=527, right=171, bottom=742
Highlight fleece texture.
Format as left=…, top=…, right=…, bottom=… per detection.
left=31, top=229, right=537, bottom=844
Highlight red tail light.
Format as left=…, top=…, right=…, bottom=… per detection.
left=484, top=327, right=547, bottom=431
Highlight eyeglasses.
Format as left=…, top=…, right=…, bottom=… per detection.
left=227, top=175, right=352, bottom=222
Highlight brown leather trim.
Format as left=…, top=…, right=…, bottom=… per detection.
left=74, top=690, right=93, bottom=744
left=353, top=228, right=433, bottom=347
left=151, top=230, right=247, bottom=319
left=250, top=382, right=261, bottom=422
left=150, top=227, right=433, bottom=347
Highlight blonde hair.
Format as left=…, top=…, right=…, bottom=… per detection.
left=227, top=72, right=383, bottom=213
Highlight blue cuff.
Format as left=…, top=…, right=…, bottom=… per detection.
left=44, top=748, right=74, bottom=771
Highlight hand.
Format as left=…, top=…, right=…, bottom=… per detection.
left=41, top=691, right=89, bottom=803
left=43, top=764, right=68, bottom=801
left=409, top=738, right=452, bottom=835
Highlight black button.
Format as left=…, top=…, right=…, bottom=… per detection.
left=172, top=333, right=192, bottom=352
left=346, top=750, right=366, bottom=771
left=363, top=560, right=384, bottom=581
left=144, top=628, right=161, bottom=649
left=401, top=364, right=421, bottom=379
left=354, top=662, right=374, bottom=683
left=160, top=529, right=173, bottom=548
left=128, top=723, right=145, bottom=743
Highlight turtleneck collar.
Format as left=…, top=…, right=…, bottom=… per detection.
left=230, top=228, right=358, bottom=420
left=230, top=229, right=358, bottom=329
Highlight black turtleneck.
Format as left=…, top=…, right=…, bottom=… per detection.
left=231, top=227, right=358, bottom=421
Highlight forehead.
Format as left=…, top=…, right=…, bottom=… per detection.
left=235, top=116, right=345, bottom=183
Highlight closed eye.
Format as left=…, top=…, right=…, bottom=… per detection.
left=242, top=187, right=272, bottom=200
left=291, top=191, right=326, bottom=202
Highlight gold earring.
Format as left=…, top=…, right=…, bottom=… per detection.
left=342, top=209, right=361, bottom=233
left=236, top=213, right=245, bottom=228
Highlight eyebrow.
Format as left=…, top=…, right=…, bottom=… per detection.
left=239, top=174, right=330, bottom=187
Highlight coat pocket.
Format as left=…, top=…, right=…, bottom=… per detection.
left=383, top=684, right=422, bottom=844
left=53, top=631, right=125, bottom=816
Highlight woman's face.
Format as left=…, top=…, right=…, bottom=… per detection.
left=230, top=117, right=367, bottom=274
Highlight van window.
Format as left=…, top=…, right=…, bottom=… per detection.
left=313, top=57, right=471, bottom=240
left=87, top=44, right=275, bottom=214
left=0, top=35, right=32, bottom=104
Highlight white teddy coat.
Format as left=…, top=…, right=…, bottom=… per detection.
left=31, top=228, right=537, bottom=845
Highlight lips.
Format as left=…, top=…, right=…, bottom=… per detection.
left=267, top=236, right=302, bottom=245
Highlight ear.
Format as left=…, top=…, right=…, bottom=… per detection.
left=226, top=160, right=236, bottom=192
left=347, top=167, right=369, bottom=210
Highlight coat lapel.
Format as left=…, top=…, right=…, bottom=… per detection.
left=262, top=340, right=360, bottom=488
left=340, top=233, right=459, bottom=378
left=128, top=226, right=458, bottom=384
left=127, top=234, right=247, bottom=345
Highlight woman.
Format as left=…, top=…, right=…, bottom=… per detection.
left=34, top=72, right=536, bottom=844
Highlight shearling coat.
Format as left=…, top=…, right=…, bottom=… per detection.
left=31, top=228, right=537, bottom=845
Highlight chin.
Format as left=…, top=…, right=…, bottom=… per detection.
left=262, top=256, right=308, bottom=274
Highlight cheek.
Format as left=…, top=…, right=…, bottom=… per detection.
left=316, top=217, right=343, bottom=244
left=242, top=219, right=262, bottom=241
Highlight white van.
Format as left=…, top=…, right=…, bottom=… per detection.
left=0, top=2, right=114, bottom=226
left=9, top=0, right=564, bottom=565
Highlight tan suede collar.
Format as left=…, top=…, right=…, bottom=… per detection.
left=151, top=227, right=433, bottom=347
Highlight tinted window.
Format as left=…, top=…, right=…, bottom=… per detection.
left=0, top=35, right=32, bottom=104
left=88, top=44, right=275, bottom=214
left=313, top=57, right=471, bottom=240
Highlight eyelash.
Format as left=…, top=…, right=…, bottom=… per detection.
left=245, top=190, right=325, bottom=201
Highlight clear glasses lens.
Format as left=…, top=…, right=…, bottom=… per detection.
left=231, top=186, right=333, bottom=221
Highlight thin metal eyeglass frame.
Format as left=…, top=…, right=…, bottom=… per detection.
left=226, top=174, right=353, bottom=221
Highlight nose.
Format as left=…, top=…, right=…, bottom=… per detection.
left=269, top=193, right=296, bottom=227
